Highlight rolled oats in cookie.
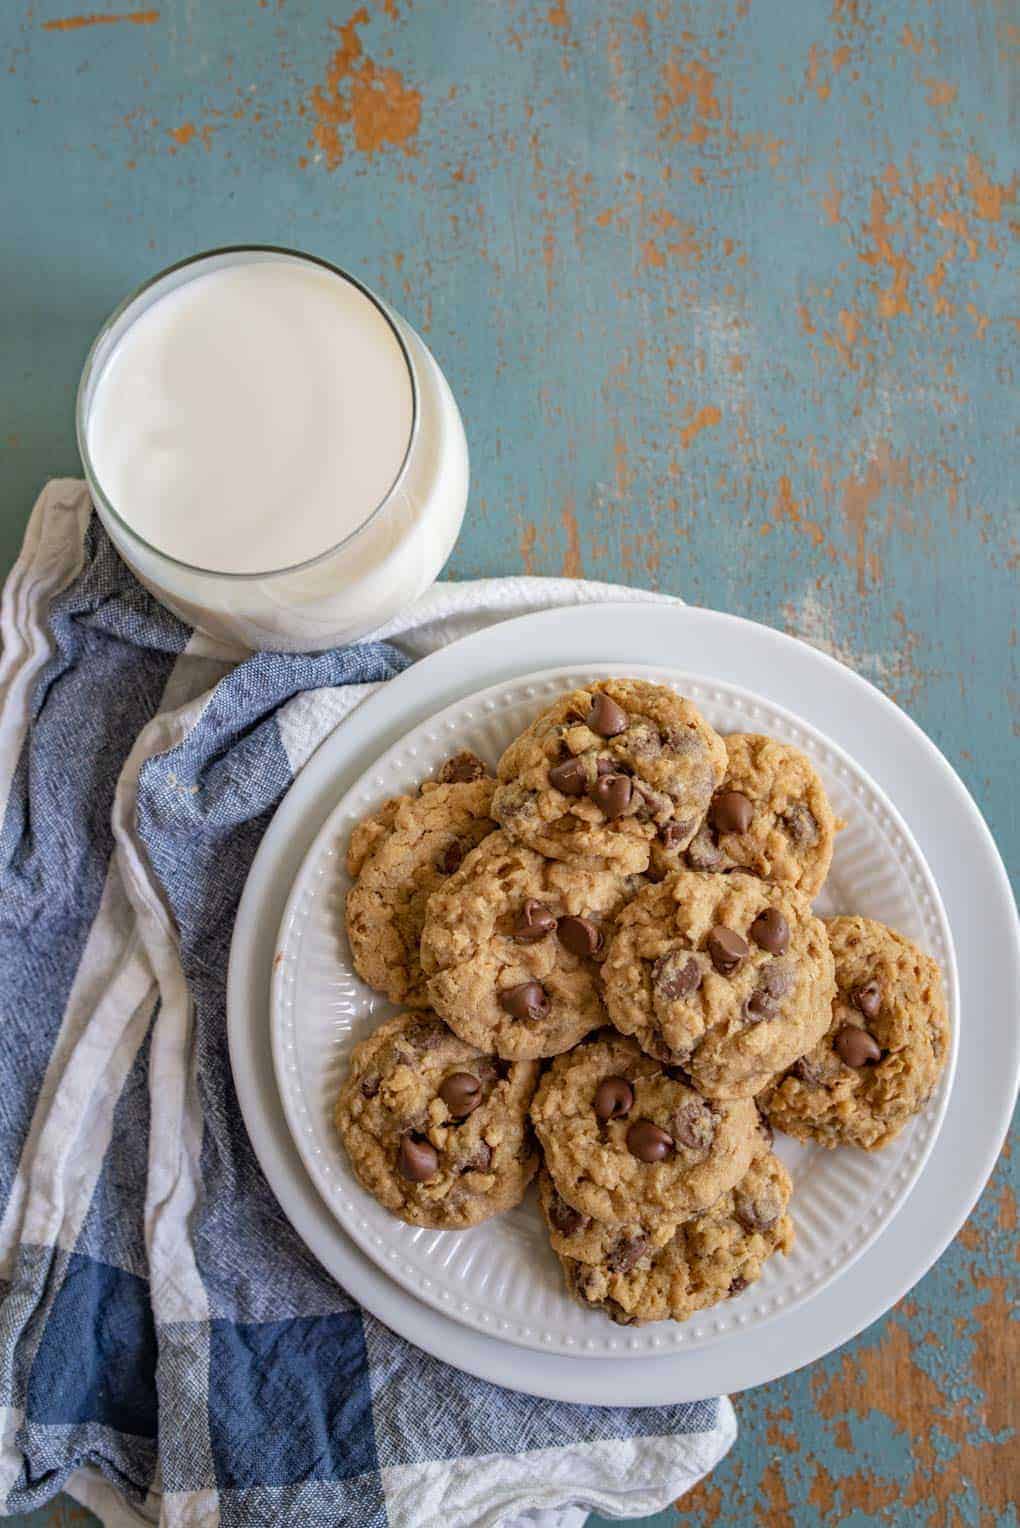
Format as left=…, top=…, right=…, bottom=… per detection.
left=539, top=1143, right=793, bottom=1325
left=420, top=830, right=642, bottom=1059
left=659, top=733, right=837, bottom=896
left=344, top=776, right=495, bottom=1007
left=492, top=679, right=726, bottom=873
left=530, top=1030, right=759, bottom=1232
left=763, top=915, right=950, bottom=1150
left=602, top=869, right=836, bottom=1099
left=334, top=1012, right=539, bottom=1228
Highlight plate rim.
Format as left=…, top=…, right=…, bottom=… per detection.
left=227, top=600, right=1019, bottom=1404
left=269, top=659, right=960, bottom=1357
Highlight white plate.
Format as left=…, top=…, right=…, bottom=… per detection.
left=228, top=603, right=1019, bottom=1403
left=271, top=664, right=958, bottom=1358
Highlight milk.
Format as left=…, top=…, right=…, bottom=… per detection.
left=78, top=250, right=469, bottom=650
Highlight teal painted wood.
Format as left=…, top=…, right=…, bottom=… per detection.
left=1, top=1, right=1015, bottom=1525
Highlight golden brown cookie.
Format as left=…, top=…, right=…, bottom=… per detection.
left=335, top=1012, right=539, bottom=1228
left=540, top=1142, right=793, bottom=1325
left=420, top=830, right=641, bottom=1059
left=763, top=915, right=950, bottom=1150
left=344, top=775, right=495, bottom=1007
left=669, top=734, right=837, bottom=896
left=602, top=869, right=836, bottom=1099
left=530, top=1030, right=760, bottom=1235
left=492, top=679, right=726, bottom=873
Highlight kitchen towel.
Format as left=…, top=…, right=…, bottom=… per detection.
left=0, top=480, right=735, bottom=1528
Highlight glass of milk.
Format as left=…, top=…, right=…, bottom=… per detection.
left=76, top=247, right=469, bottom=651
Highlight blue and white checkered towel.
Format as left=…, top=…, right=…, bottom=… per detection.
left=0, top=481, right=735, bottom=1528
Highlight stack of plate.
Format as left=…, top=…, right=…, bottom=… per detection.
left=227, top=605, right=1018, bottom=1404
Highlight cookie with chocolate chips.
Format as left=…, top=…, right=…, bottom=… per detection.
left=659, top=733, right=838, bottom=897
left=335, top=1012, right=540, bottom=1228
left=420, top=830, right=642, bottom=1059
left=763, top=915, right=950, bottom=1150
left=492, top=679, right=726, bottom=874
left=539, top=1141, right=793, bottom=1325
left=529, top=1031, right=759, bottom=1234
left=601, top=869, right=836, bottom=1099
left=344, top=774, right=495, bottom=1007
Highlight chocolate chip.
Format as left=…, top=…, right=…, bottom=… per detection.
left=659, top=821, right=688, bottom=851
left=436, top=750, right=487, bottom=784
left=596, top=756, right=616, bottom=776
left=360, top=1073, right=381, bottom=1099
left=744, top=987, right=776, bottom=1022
left=728, top=1275, right=749, bottom=1297
left=651, top=951, right=702, bottom=1000
left=734, top=1189, right=780, bottom=1233
left=834, top=1024, right=882, bottom=1067
left=626, top=1119, right=674, bottom=1162
left=671, top=1098, right=715, bottom=1150
left=782, top=802, right=818, bottom=847
left=756, top=1106, right=774, bottom=1146
left=745, top=960, right=793, bottom=1021
left=398, top=1134, right=439, bottom=1182
left=548, top=1187, right=590, bottom=1236
left=707, top=925, right=748, bottom=975
left=594, top=1075, right=634, bottom=1122
left=793, top=1055, right=822, bottom=1084
left=498, top=981, right=550, bottom=1021
left=686, top=823, right=724, bottom=871
left=403, top=1018, right=447, bottom=1051
left=710, top=790, right=753, bottom=835
left=589, top=773, right=633, bottom=817
left=605, top=1234, right=649, bottom=1273
left=630, top=780, right=664, bottom=821
left=852, top=980, right=883, bottom=1020
left=439, top=1072, right=483, bottom=1118
left=585, top=692, right=628, bottom=737
left=461, top=1142, right=492, bottom=1173
left=548, top=757, right=587, bottom=795
left=437, top=840, right=464, bottom=875
left=749, top=907, right=790, bottom=955
left=557, top=914, right=604, bottom=958
left=510, top=899, right=556, bottom=942
left=761, top=962, right=793, bottom=999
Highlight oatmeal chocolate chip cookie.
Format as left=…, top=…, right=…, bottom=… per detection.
left=659, top=734, right=837, bottom=896
left=420, top=831, right=642, bottom=1060
left=335, top=1012, right=539, bottom=1228
left=540, top=1141, right=793, bottom=1325
left=345, top=776, right=496, bottom=1007
left=763, top=915, right=950, bottom=1150
left=602, top=869, right=836, bottom=1099
left=530, top=1030, right=760, bottom=1234
left=492, top=680, right=726, bottom=874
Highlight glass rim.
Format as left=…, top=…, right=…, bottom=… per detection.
left=75, top=244, right=421, bottom=582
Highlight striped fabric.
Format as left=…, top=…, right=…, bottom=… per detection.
left=0, top=482, right=734, bottom=1527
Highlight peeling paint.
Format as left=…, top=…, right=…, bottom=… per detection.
left=41, top=9, right=158, bottom=30
left=306, top=8, right=421, bottom=170
left=678, top=404, right=722, bottom=449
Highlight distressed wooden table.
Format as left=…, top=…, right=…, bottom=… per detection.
left=3, top=2, right=1016, bottom=1524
